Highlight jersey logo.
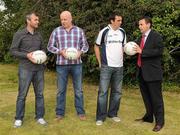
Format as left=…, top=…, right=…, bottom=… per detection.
left=100, top=28, right=126, bottom=47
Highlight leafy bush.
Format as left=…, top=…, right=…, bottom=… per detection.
left=0, top=0, right=179, bottom=83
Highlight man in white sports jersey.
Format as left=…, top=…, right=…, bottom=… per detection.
left=94, top=13, right=126, bottom=126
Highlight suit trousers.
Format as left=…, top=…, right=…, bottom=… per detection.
left=139, top=68, right=164, bottom=125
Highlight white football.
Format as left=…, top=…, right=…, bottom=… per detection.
left=32, top=50, right=47, bottom=64
left=65, top=48, right=78, bottom=60
left=124, top=41, right=137, bottom=56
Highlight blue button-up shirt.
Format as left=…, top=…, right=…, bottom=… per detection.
left=47, top=26, right=89, bottom=65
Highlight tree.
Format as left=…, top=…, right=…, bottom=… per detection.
left=0, top=0, right=179, bottom=83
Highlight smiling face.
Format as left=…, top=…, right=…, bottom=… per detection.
left=60, top=11, right=73, bottom=29
left=110, top=15, right=122, bottom=30
left=138, top=19, right=151, bottom=34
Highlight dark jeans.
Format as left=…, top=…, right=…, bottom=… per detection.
left=15, top=67, right=45, bottom=120
left=96, top=65, right=123, bottom=121
left=56, top=64, right=85, bottom=116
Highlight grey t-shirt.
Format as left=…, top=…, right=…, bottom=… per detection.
left=10, top=28, right=46, bottom=71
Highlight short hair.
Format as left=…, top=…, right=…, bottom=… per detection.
left=109, top=13, right=123, bottom=24
left=25, top=12, right=39, bottom=24
left=140, top=16, right=152, bottom=28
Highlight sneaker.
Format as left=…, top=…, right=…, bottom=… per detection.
left=37, top=118, right=47, bottom=125
left=78, top=114, right=86, bottom=121
left=112, top=117, right=121, bottom=122
left=14, top=120, right=22, bottom=128
left=96, top=120, right=103, bottom=126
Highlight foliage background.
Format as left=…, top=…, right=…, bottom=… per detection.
left=0, top=0, right=179, bottom=84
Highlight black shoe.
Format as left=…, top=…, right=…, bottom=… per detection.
left=135, top=118, right=153, bottom=123
left=135, top=118, right=144, bottom=122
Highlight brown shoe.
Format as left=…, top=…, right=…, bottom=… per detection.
left=152, top=124, right=164, bottom=132
left=79, top=114, right=86, bottom=121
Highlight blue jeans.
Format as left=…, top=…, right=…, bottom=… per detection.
left=56, top=64, right=85, bottom=116
left=15, top=67, right=45, bottom=120
left=96, top=65, right=123, bottom=121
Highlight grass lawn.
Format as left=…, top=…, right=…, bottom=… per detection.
left=0, top=64, right=180, bottom=135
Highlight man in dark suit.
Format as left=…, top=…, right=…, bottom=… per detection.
left=134, top=16, right=165, bottom=132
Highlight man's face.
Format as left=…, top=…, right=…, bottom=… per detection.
left=60, top=12, right=72, bottom=29
left=111, top=16, right=122, bottom=30
left=139, top=19, right=150, bottom=34
left=27, top=14, right=39, bottom=29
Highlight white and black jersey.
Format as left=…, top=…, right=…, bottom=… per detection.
left=96, top=25, right=126, bottom=67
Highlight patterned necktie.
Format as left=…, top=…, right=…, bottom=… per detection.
left=137, top=34, right=145, bottom=67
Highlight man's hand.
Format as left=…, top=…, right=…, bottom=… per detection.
left=27, top=52, right=36, bottom=63
left=134, top=44, right=142, bottom=54
left=98, top=63, right=101, bottom=68
left=76, top=50, right=82, bottom=59
left=59, top=49, right=67, bottom=59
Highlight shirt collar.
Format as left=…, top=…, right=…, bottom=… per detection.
left=24, top=28, right=37, bottom=35
left=23, top=28, right=29, bottom=34
left=108, top=24, right=112, bottom=29
left=61, top=25, right=75, bottom=31
left=144, top=29, right=151, bottom=37
left=108, top=24, right=120, bottom=31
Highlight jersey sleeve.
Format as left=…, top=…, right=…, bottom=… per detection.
left=95, top=30, right=104, bottom=46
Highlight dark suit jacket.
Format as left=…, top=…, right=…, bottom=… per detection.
left=136, top=30, right=164, bottom=82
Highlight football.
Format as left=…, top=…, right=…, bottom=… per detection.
left=124, top=41, right=137, bottom=56
left=65, top=48, right=78, bottom=60
left=32, top=50, right=47, bottom=64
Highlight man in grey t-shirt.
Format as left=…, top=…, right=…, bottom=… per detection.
left=10, top=12, right=47, bottom=128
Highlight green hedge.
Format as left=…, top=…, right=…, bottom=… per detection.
left=0, top=0, right=179, bottom=83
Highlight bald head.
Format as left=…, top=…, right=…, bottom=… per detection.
left=60, top=11, right=73, bottom=29
left=60, top=11, right=72, bottom=20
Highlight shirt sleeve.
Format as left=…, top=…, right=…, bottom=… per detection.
left=47, top=29, right=60, bottom=54
left=124, top=33, right=127, bottom=46
left=80, top=29, right=89, bottom=53
left=10, top=32, right=27, bottom=58
left=95, top=30, right=103, bottom=46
